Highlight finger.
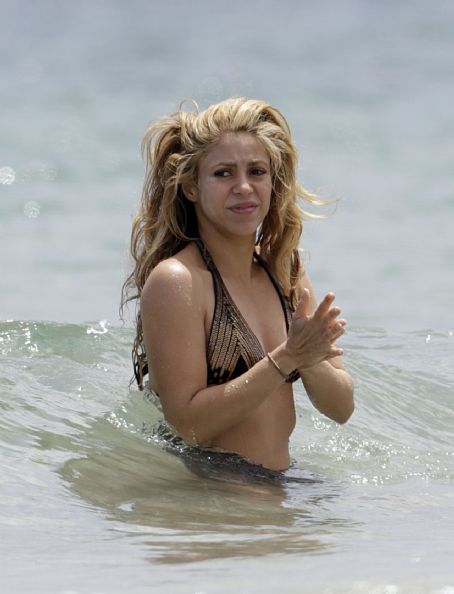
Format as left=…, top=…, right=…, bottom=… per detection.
left=323, top=322, right=343, bottom=342
left=313, top=292, right=336, bottom=321
left=325, top=317, right=346, bottom=331
left=325, top=306, right=342, bottom=323
left=326, top=346, right=344, bottom=358
left=328, top=324, right=345, bottom=343
left=293, top=288, right=310, bottom=320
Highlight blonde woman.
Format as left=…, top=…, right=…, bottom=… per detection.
left=122, top=97, right=354, bottom=476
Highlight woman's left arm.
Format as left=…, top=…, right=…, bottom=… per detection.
left=299, top=358, right=354, bottom=424
left=296, top=272, right=355, bottom=424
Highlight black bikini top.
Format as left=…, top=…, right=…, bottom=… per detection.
left=194, top=239, right=299, bottom=385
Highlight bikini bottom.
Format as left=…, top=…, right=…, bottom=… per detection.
left=154, top=421, right=322, bottom=485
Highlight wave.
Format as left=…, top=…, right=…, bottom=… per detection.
left=1, top=319, right=453, bottom=490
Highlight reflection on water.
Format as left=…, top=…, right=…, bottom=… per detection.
left=57, top=409, right=357, bottom=564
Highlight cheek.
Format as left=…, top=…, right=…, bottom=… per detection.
left=195, top=185, right=223, bottom=218
left=197, top=186, right=214, bottom=210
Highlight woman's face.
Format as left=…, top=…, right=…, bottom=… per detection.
left=188, top=132, right=273, bottom=240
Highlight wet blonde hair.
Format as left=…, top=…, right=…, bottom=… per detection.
left=122, top=97, right=322, bottom=387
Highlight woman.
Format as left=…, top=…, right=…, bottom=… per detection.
left=122, top=97, right=354, bottom=474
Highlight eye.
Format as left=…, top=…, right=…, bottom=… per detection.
left=250, top=167, right=267, bottom=176
left=214, top=169, right=231, bottom=178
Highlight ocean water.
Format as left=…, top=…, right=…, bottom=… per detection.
left=1, top=1, right=454, bottom=593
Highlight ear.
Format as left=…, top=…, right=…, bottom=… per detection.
left=182, top=183, right=197, bottom=202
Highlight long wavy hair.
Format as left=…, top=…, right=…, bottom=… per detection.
left=121, top=97, right=324, bottom=387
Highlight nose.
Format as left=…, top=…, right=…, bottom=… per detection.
left=233, top=173, right=253, bottom=195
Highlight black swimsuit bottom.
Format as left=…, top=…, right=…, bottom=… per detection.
left=179, top=445, right=322, bottom=485
left=154, top=421, right=320, bottom=485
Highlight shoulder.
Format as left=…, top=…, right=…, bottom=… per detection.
left=141, top=244, right=208, bottom=313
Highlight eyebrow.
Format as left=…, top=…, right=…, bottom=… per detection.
left=210, top=159, right=269, bottom=168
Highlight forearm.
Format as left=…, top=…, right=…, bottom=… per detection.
left=299, top=361, right=354, bottom=424
left=168, top=352, right=288, bottom=446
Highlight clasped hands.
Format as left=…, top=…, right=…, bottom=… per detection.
left=285, top=289, right=346, bottom=371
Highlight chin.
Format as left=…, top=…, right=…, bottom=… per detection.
left=229, top=226, right=261, bottom=239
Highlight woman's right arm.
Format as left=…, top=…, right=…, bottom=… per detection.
left=140, top=259, right=288, bottom=446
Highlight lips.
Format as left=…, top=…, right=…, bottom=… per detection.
left=228, top=202, right=258, bottom=214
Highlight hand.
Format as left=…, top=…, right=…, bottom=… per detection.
left=285, top=289, right=346, bottom=370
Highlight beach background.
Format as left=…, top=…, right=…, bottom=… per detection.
left=1, top=0, right=453, bottom=593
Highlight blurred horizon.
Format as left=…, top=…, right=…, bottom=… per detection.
left=1, top=0, right=453, bottom=331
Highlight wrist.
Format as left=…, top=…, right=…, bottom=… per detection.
left=269, top=345, right=298, bottom=378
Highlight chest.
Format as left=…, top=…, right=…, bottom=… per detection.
left=204, top=266, right=289, bottom=354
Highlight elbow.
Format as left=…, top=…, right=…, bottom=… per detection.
left=333, top=392, right=355, bottom=424
left=335, top=402, right=355, bottom=424
left=325, top=390, right=355, bottom=425
left=172, top=419, right=213, bottom=448
left=164, top=401, right=216, bottom=448
left=336, top=377, right=355, bottom=424
left=180, top=429, right=212, bottom=448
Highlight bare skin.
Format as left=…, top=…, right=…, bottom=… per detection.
left=140, top=132, right=354, bottom=471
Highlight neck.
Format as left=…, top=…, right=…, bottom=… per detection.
left=198, top=229, right=257, bottom=281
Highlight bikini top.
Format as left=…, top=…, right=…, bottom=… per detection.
left=194, top=239, right=299, bottom=385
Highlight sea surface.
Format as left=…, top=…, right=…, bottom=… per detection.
left=1, top=1, right=453, bottom=593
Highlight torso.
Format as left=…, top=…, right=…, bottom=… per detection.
left=150, top=241, right=297, bottom=470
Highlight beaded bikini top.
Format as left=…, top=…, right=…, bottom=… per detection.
left=194, top=239, right=299, bottom=385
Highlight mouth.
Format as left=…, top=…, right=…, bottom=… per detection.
left=228, top=202, right=258, bottom=214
